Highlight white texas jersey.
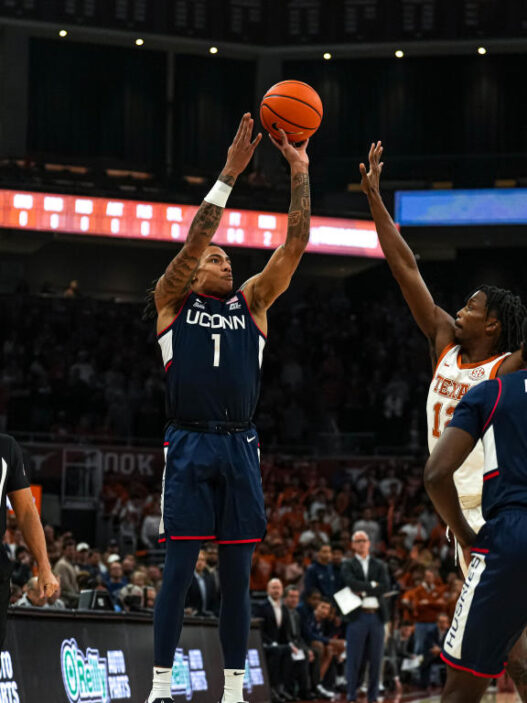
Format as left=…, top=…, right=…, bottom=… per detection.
left=427, top=344, right=509, bottom=499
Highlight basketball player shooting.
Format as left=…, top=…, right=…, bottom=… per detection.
left=360, top=141, right=527, bottom=697
left=144, top=113, right=311, bottom=703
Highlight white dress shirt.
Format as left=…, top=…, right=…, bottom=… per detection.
left=268, top=596, right=282, bottom=627
left=356, top=553, right=370, bottom=579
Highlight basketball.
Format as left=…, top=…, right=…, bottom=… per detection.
left=259, top=79, right=323, bottom=143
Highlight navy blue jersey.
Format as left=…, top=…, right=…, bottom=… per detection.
left=157, top=290, right=266, bottom=422
left=449, top=370, right=527, bottom=520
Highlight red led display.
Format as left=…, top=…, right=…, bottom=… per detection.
left=0, top=189, right=382, bottom=258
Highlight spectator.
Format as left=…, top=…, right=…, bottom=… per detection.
left=130, top=570, right=147, bottom=588
left=121, top=554, right=137, bottom=581
left=9, top=584, right=22, bottom=605
left=341, top=530, right=390, bottom=703
left=11, top=546, right=33, bottom=587
left=298, top=518, right=330, bottom=548
left=86, top=549, right=106, bottom=578
left=140, top=496, right=161, bottom=548
left=53, top=539, right=79, bottom=607
left=300, top=598, right=339, bottom=698
left=400, top=514, right=428, bottom=551
left=283, top=585, right=318, bottom=700
left=407, top=568, right=447, bottom=655
left=251, top=542, right=276, bottom=591
left=185, top=550, right=219, bottom=616
left=144, top=586, right=157, bottom=609
left=147, top=564, right=162, bottom=590
left=352, top=508, right=381, bottom=550
left=331, top=543, right=345, bottom=592
left=303, top=544, right=336, bottom=602
left=119, top=583, right=144, bottom=612
left=75, top=542, right=90, bottom=572
left=204, top=542, right=220, bottom=590
left=419, top=613, right=450, bottom=690
left=105, top=560, right=128, bottom=601
left=280, top=549, right=306, bottom=589
left=392, top=620, right=417, bottom=686
left=256, top=578, right=294, bottom=703
left=297, top=588, right=321, bottom=625
left=15, top=577, right=47, bottom=608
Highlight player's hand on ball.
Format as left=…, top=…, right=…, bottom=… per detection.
left=39, top=568, right=59, bottom=599
left=224, top=113, right=263, bottom=177
left=269, top=128, right=309, bottom=167
left=360, top=140, right=383, bottom=195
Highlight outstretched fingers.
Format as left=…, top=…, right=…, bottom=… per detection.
left=251, top=132, right=263, bottom=150
left=234, top=112, right=251, bottom=144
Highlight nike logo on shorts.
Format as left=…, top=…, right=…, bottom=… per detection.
left=247, top=435, right=256, bottom=443
left=233, top=671, right=245, bottom=675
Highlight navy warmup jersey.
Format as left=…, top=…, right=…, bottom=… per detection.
left=157, top=290, right=266, bottom=423
left=449, top=369, right=527, bottom=520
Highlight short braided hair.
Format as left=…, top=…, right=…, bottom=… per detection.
left=469, top=285, right=527, bottom=354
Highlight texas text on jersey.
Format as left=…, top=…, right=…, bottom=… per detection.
left=426, top=343, right=509, bottom=501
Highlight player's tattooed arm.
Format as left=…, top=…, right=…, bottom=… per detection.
left=154, top=113, right=261, bottom=315
left=241, top=130, right=310, bottom=322
left=285, top=170, right=311, bottom=249
left=154, top=195, right=227, bottom=313
left=360, top=141, right=455, bottom=360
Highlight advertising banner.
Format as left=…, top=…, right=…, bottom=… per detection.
left=21, top=443, right=165, bottom=482
left=2, top=611, right=269, bottom=703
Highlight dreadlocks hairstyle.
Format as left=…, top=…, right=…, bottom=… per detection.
left=471, top=284, right=527, bottom=354
left=142, top=279, right=159, bottom=321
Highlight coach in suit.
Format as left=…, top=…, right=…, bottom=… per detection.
left=341, top=530, right=390, bottom=703
left=256, top=578, right=295, bottom=703
left=185, top=549, right=219, bottom=616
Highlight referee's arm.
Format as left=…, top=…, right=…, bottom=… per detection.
left=9, top=488, right=58, bottom=599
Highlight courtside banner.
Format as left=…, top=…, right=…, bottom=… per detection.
left=0, top=188, right=383, bottom=258
left=2, top=610, right=269, bottom=703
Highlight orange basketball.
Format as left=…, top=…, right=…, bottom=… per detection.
left=260, top=80, right=323, bottom=143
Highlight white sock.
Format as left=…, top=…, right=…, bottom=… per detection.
left=223, top=668, right=245, bottom=703
left=148, top=667, right=172, bottom=702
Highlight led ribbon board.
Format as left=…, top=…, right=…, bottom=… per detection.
left=0, top=189, right=382, bottom=258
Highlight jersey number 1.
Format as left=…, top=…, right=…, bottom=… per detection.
left=211, top=334, right=221, bottom=367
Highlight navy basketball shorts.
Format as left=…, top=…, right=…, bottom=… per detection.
left=158, top=424, right=267, bottom=545
left=442, top=509, right=527, bottom=678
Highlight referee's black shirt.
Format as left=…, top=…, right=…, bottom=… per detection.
left=0, top=434, right=30, bottom=574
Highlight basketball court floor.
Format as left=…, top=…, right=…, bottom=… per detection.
left=306, top=691, right=519, bottom=702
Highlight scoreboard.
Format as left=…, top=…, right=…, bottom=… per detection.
left=0, top=189, right=383, bottom=258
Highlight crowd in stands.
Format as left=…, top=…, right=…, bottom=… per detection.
left=0, top=282, right=432, bottom=447
left=4, top=446, right=467, bottom=699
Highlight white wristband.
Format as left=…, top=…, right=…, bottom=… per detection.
left=204, top=180, right=233, bottom=208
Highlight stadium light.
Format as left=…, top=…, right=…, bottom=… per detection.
left=395, top=49, right=404, bottom=58
left=478, top=46, right=487, bottom=55
left=59, top=29, right=68, bottom=38
left=209, top=46, right=218, bottom=54
left=135, top=38, right=144, bottom=46
left=323, top=52, right=332, bottom=60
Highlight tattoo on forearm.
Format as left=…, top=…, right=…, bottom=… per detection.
left=157, top=187, right=229, bottom=304
left=286, top=171, right=311, bottom=247
left=218, top=172, right=236, bottom=187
